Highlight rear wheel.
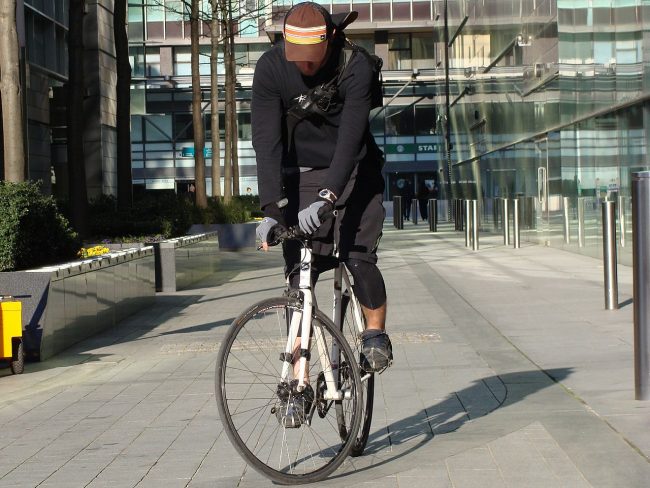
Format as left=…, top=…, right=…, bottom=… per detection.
left=339, top=292, right=374, bottom=457
left=215, top=296, right=363, bottom=484
left=10, top=339, right=24, bottom=375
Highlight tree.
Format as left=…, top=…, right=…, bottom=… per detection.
left=191, top=0, right=208, bottom=208
left=114, top=0, right=133, bottom=209
left=210, top=0, right=221, bottom=198
left=154, top=0, right=268, bottom=201
left=220, top=0, right=233, bottom=203
left=227, top=11, right=239, bottom=196
left=67, top=0, right=89, bottom=236
left=0, top=0, right=25, bottom=182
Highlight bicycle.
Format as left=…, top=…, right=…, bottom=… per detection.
left=215, top=224, right=375, bottom=484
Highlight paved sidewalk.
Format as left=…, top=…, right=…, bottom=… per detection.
left=1, top=222, right=649, bottom=487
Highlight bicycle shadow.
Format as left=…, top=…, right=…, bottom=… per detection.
left=334, top=367, right=574, bottom=479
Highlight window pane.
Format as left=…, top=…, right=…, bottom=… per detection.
left=146, top=4, right=164, bottom=21
left=411, top=33, right=435, bottom=69
left=145, top=115, right=173, bottom=141
left=240, top=18, right=258, bottom=37
left=415, top=106, right=436, bottom=135
left=385, top=106, right=415, bottom=136
left=129, top=46, right=145, bottom=77
left=174, top=113, right=194, bottom=140
left=166, top=0, right=184, bottom=21
left=146, top=47, right=161, bottom=76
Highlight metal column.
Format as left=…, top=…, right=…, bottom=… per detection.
left=563, top=196, right=571, bottom=244
left=464, top=200, right=471, bottom=247
left=393, top=196, right=403, bottom=229
left=502, top=198, right=510, bottom=245
left=513, top=198, right=521, bottom=249
left=618, top=195, right=626, bottom=248
left=428, top=199, right=437, bottom=232
left=455, top=199, right=464, bottom=231
left=602, top=200, right=618, bottom=310
left=632, top=171, right=650, bottom=400
left=578, top=197, right=585, bottom=247
left=471, top=200, right=479, bottom=251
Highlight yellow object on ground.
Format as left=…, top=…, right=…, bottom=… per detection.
left=0, top=299, right=22, bottom=359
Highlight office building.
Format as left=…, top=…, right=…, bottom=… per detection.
left=4, top=0, right=119, bottom=198
left=130, top=0, right=650, bottom=261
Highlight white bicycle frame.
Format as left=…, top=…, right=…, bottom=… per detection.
left=279, top=244, right=364, bottom=401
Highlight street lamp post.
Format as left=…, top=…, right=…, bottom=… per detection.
left=443, top=0, right=453, bottom=221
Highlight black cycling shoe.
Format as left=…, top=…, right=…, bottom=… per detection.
left=360, top=329, right=393, bottom=373
left=275, top=379, right=314, bottom=428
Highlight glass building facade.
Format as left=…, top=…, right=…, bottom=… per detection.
left=19, top=0, right=70, bottom=191
left=444, top=0, right=650, bottom=264
left=130, top=0, right=650, bottom=262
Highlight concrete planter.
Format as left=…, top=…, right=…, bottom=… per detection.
left=188, top=223, right=257, bottom=250
left=149, top=232, right=220, bottom=292
left=0, top=248, right=155, bottom=361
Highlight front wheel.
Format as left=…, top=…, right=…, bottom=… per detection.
left=215, top=296, right=363, bottom=484
left=339, top=293, right=374, bottom=457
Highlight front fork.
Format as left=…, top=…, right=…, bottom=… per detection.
left=280, top=245, right=342, bottom=400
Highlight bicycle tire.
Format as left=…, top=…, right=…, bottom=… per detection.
left=215, top=296, right=363, bottom=484
left=339, top=293, right=374, bottom=457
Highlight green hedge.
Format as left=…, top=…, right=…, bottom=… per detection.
left=0, top=185, right=261, bottom=271
left=88, top=192, right=194, bottom=239
left=0, top=181, right=80, bottom=271
left=88, top=192, right=261, bottom=241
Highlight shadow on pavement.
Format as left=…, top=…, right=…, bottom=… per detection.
left=336, top=368, right=574, bottom=479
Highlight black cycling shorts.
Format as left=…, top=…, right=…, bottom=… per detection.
left=282, top=160, right=385, bottom=279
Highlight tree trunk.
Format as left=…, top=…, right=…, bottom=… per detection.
left=191, top=0, right=207, bottom=208
left=228, top=16, right=239, bottom=196
left=0, top=0, right=25, bottom=182
left=67, top=0, right=89, bottom=237
left=221, top=9, right=232, bottom=203
left=210, top=0, right=221, bottom=198
left=114, top=0, right=132, bottom=209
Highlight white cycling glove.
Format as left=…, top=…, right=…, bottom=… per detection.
left=297, top=201, right=333, bottom=234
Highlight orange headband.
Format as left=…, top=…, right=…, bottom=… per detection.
left=284, top=24, right=327, bottom=45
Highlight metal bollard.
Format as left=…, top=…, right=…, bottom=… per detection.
left=578, top=197, right=585, bottom=247
left=563, top=196, right=571, bottom=244
left=632, top=171, right=650, bottom=400
left=393, top=196, right=403, bottom=229
left=412, top=200, right=418, bottom=225
left=471, top=200, right=479, bottom=251
left=464, top=200, right=471, bottom=247
left=428, top=199, right=437, bottom=232
left=513, top=198, right=521, bottom=249
left=502, top=198, right=510, bottom=245
left=602, top=200, right=618, bottom=310
left=618, top=195, right=626, bottom=248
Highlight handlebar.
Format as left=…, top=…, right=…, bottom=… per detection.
left=257, top=209, right=337, bottom=250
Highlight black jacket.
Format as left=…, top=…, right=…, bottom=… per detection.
left=252, top=40, right=378, bottom=208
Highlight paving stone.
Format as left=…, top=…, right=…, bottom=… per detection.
left=1, top=224, right=649, bottom=487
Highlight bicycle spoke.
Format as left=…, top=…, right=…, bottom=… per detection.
left=216, top=298, right=363, bottom=483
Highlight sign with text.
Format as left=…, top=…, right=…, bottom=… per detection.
left=384, top=143, right=439, bottom=154
left=181, top=147, right=213, bottom=158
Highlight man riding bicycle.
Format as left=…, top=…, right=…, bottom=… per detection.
left=253, top=2, right=392, bottom=377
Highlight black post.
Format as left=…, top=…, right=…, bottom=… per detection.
left=632, top=171, right=650, bottom=400
left=428, top=199, right=437, bottom=232
left=393, top=196, right=403, bottom=230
